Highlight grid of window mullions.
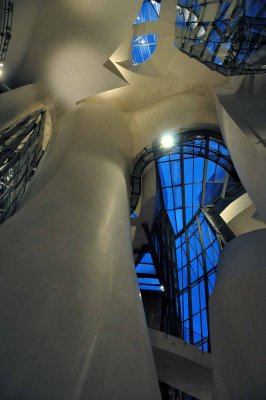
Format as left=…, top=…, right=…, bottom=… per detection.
left=154, top=137, right=235, bottom=349
left=176, top=218, right=220, bottom=345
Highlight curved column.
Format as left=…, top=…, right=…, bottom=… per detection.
left=0, top=103, right=161, bottom=400
left=209, top=229, right=266, bottom=400
left=215, top=83, right=266, bottom=223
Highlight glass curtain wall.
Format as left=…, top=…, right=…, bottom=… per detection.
left=175, top=0, right=266, bottom=75
left=135, top=133, right=243, bottom=352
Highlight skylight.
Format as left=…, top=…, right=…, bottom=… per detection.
left=132, top=34, right=158, bottom=65
left=134, top=0, right=161, bottom=24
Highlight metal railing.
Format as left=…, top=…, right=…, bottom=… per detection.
left=130, top=130, right=237, bottom=214
left=162, top=320, right=209, bottom=354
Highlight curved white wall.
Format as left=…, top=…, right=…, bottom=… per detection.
left=209, top=229, right=266, bottom=400
left=215, top=84, right=266, bottom=223
left=0, top=102, right=161, bottom=400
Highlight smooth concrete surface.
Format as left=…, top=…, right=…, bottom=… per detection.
left=215, top=78, right=266, bottom=223
left=210, top=229, right=266, bottom=400
left=0, top=84, right=52, bottom=149
left=0, top=84, right=41, bottom=129
left=150, top=329, right=213, bottom=400
left=0, top=102, right=161, bottom=400
left=4, top=0, right=143, bottom=104
left=220, top=193, right=266, bottom=236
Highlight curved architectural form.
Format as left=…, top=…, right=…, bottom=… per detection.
left=0, top=103, right=161, bottom=400
left=134, top=132, right=243, bottom=355
left=210, top=229, right=266, bottom=399
left=175, top=0, right=266, bottom=75
left=0, top=0, right=265, bottom=398
left=130, top=130, right=238, bottom=214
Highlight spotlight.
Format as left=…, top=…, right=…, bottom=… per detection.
left=140, top=39, right=146, bottom=44
left=0, top=63, right=3, bottom=68
left=160, top=133, right=175, bottom=148
left=160, top=285, right=165, bottom=292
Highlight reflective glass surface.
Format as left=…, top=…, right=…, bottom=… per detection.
left=175, top=0, right=266, bottom=75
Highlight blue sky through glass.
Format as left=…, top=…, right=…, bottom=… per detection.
left=134, top=0, right=161, bottom=24
left=136, top=253, right=162, bottom=291
left=132, top=34, right=158, bottom=65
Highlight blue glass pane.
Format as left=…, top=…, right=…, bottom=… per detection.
left=158, top=162, right=171, bottom=188
left=175, top=209, right=183, bottom=231
left=171, top=161, right=181, bottom=184
left=193, top=157, right=204, bottom=182
left=173, top=186, right=182, bottom=208
left=138, top=277, right=160, bottom=285
left=134, top=0, right=161, bottom=24
left=200, top=281, right=206, bottom=309
left=168, top=210, right=177, bottom=233
left=185, top=207, right=192, bottom=224
left=136, top=263, right=156, bottom=274
left=141, top=253, right=153, bottom=263
left=139, top=284, right=161, bottom=291
left=178, top=269, right=183, bottom=289
left=183, top=291, right=189, bottom=320
left=193, top=183, right=202, bottom=206
left=176, top=247, right=182, bottom=267
left=184, top=158, right=193, bottom=183
left=183, top=266, right=188, bottom=287
left=193, top=314, right=201, bottom=335
left=201, top=310, right=208, bottom=337
left=208, top=272, right=216, bottom=293
left=163, top=187, right=174, bottom=209
left=132, top=34, right=158, bottom=65
left=185, top=184, right=193, bottom=207
left=192, top=285, right=200, bottom=314
left=206, top=160, right=216, bottom=180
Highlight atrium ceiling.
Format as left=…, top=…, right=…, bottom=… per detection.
left=2, top=0, right=233, bottom=154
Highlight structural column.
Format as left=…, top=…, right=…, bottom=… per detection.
left=0, top=102, right=161, bottom=399
left=209, top=229, right=266, bottom=400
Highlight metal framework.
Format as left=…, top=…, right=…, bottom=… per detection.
left=130, top=130, right=237, bottom=214
left=0, top=109, right=46, bottom=223
left=0, top=0, right=14, bottom=64
left=175, top=0, right=266, bottom=76
left=133, top=131, right=244, bottom=352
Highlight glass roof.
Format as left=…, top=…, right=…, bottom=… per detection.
left=175, top=0, right=266, bottom=75
left=134, top=134, right=242, bottom=350
left=157, top=139, right=230, bottom=234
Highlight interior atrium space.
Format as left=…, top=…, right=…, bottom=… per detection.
left=0, top=1, right=265, bottom=399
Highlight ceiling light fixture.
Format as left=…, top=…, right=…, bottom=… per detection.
left=160, top=133, right=175, bottom=148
